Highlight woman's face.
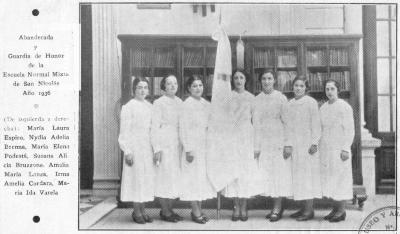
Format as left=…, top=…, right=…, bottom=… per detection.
left=189, top=79, right=203, bottom=98
left=325, top=81, right=338, bottom=101
left=233, top=71, right=246, bottom=91
left=293, top=79, right=306, bottom=98
left=261, top=72, right=275, bottom=91
left=134, top=81, right=149, bottom=100
left=165, top=75, right=178, bottom=96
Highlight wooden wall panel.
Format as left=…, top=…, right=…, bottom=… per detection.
left=80, top=4, right=93, bottom=189
left=304, top=5, right=344, bottom=32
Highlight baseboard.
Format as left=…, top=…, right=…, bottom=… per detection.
left=117, top=185, right=368, bottom=210
left=90, top=183, right=368, bottom=209
left=92, top=180, right=120, bottom=190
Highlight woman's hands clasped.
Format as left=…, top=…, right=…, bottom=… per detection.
left=186, top=152, right=194, bottom=163
left=125, top=154, right=134, bottom=166
left=283, top=146, right=292, bottom=159
left=340, top=150, right=349, bottom=161
left=308, top=144, right=318, bottom=155
left=153, top=151, right=163, bottom=166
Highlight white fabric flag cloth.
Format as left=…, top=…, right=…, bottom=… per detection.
left=206, top=26, right=240, bottom=192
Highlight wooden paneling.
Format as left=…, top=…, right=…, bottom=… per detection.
left=363, top=6, right=378, bottom=134
left=375, top=147, right=395, bottom=194
left=304, top=5, right=344, bottom=32
left=80, top=4, right=93, bottom=189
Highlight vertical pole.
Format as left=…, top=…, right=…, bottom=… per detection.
left=217, top=192, right=221, bottom=219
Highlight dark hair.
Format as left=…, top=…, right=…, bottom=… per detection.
left=132, top=77, right=150, bottom=95
left=231, top=69, right=250, bottom=90
left=160, top=74, right=177, bottom=91
left=258, top=69, right=276, bottom=83
left=185, top=74, right=203, bottom=94
left=292, top=75, right=310, bottom=91
left=324, top=79, right=341, bottom=93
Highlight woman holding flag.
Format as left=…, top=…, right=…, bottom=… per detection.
left=206, top=25, right=240, bottom=196
left=254, top=70, right=292, bottom=222
left=222, top=69, right=263, bottom=221
left=206, top=25, right=264, bottom=221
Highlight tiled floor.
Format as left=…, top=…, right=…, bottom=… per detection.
left=79, top=195, right=105, bottom=215
left=84, top=194, right=396, bottom=230
left=79, top=189, right=114, bottom=215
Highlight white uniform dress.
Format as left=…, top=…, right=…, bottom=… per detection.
left=222, top=91, right=264, bottom=198
left=286, top=95, right=322, bottom=200
left=319, top=99, right=355, bottom=200
left=118, top=99, right=154, bottom=202
left=254, top=90, right=292, bottom=198
left=151, top=95, right=182, bottom=199
left=179, top=96, right=216, bottom=201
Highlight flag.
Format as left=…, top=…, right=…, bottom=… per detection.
left=207, top=25, right=240, bottom=192
left=211, top=25, right=232, bottom=101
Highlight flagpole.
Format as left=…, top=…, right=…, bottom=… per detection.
left=217, top=4, right=221, bottom=220
left=211, top=4, right=231, bottom=221
left=217, top=191, right=221, bottom=219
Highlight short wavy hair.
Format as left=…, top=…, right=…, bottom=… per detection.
left=185, top=74, right=203, bottom=94
left=324, top=79, right=341, bottom=93
left=160, top=74, right=178, bottom=91
left=258, top=69, right=276, bottom=83
left=292, top=75, right=310, bottom=91
left=132, top=77, right=149, bottom=95
left=231, top=69, right=250, bottom=90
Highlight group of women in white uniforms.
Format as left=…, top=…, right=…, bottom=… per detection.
left=118, top=69, right=355, bottom=224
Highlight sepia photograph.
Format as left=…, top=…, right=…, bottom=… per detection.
left=78, top=2, right=397, bottom=231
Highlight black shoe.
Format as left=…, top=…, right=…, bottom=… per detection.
left=329, top=212, right=346, bottom=222
left=265, top=211, right=273, bottom=219
left=231, top=214, right=240, bottom=222
left=270, top=209, right=284, bottom=222
left=131, top=212, right=146, bottom=224
left=240, top=214, right=248, bottom=222
left=143, top=214, right=153, bottom=223
left=239, top=209, right=248, bottom=222
left=191, top=212, right=207, bottom=224
left=296, top=211, right=314, bottom=221
left=160, top=211, right=178, bottom=223
left=201, top=213, right=210, bottom=222
left=171, top=211, right=184, bottom=221
left=323, top=209, right=337, bottom=220
left=290, top=209, right=304, bottom=218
